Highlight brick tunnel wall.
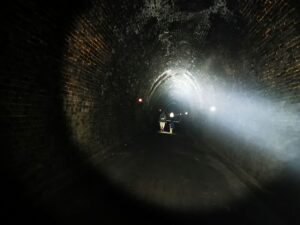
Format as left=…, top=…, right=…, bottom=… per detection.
left=240, top=0, right=299, bottom=102
left=199, top=0, right=300, bottom=187
left=241, top=0, right=300, bottom=180
left=1, top=0, right=299, bottom=223
left=1, top=0, right=147, bottom=223
left=62, top=0, right=142, bottom=161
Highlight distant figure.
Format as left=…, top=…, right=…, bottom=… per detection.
left=159, top=111, right=167, bottom=132
left=169, top=120, right=175, bottom=134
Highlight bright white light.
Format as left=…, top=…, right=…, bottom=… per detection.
left=210, top=106, right=216, bottom=112
left=185, top=112, right=188, bottom=115
left=170, top=112, right=174, bottom=118
left=138, top=98, right=143, bottom=103
left=198, top=82, right=300, bottom=163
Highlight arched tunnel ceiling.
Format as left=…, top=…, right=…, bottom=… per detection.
left=64, top=0, right=299, bottom=108
left=2, top=0, right=300, bottom=224
left=146, top=69, right=202, bottom=113
left=63, top=0, right=247, bottom=124
left=109, top=0, right=241, bottom=93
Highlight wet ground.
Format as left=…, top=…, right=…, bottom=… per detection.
left=98, top=132, right=284, bottom=225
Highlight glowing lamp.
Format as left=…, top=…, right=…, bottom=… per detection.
left=138, top=98, right=143, bottom=103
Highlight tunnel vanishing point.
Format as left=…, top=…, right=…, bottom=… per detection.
left=1, top=0, right=300, bottom=224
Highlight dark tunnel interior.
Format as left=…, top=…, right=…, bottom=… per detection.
left=1, top=0, right=300, bottom=224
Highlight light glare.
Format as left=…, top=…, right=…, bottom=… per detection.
left=210, top=106, right=216, bottom=112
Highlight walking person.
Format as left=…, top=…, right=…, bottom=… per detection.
left=159, top=111, right=167, bottom=132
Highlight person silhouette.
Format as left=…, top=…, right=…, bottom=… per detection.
left=159, top=111, right=167, bottom=132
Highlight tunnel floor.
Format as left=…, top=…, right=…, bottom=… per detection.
left=97, top=132, right=283, bottom=224
left=101, top=133, right=248, bottom=211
